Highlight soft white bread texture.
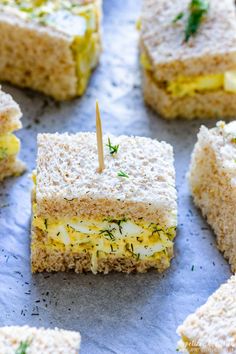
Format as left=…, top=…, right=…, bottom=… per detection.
left=141, top=0, right=236, bottom=81
left=177, top=274, right=236, bottom=353
left=35, top=132, right=177, bottom=224
left=189, top=121, right=236, bottom=272
left=32, top=132, right=177, bottom=274
left=0, top=325, right=81, bottom=353
left=140, top=0, right=236, bottom=119
left=0, top=88, right=25, bottom=181
left=0, top=0, right=102, bottom=100
left=0, top=86, right=22, bottom=134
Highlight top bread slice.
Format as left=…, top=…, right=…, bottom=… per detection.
left=0, top=87, right=22, bottom=134
left=0, top=326, right=81, bottom=353
left=141, top=0, right=236, bottom=81
left=35, top=132, right=177, bottom=225
left=177, top=274, right=236, bottom=353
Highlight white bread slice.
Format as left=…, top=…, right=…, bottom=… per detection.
left=177, top=275, right=236, bottom=353
left=35, top=132, right=177, bottom=225
left=0, top=326, right=81, bottom=353
left=189, top=121, right=236, bottom=272
left=141, top=0, right=236, bottom=81
left=0, top=0, right=102, bottom=100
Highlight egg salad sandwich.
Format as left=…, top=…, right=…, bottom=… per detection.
left=189, top=121, right=236, bottom=272
left=31, top=132, right=177, bottom=274
left=0, top=325, right=81, bottom=353
left=140, top=0, right=236, bottom=119
left=0, top=0, right=102, bottom=100
left=177, top=274, right=236, bottom=353
left=0, top=87, right=25, bottom=181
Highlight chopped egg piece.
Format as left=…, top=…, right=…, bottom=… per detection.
left=0, top=133, right=20, bottom=161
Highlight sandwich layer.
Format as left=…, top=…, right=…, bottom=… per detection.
left=142, top=69, right=236, bottom=119
left=140, top=0, right=236, bottom=119
left=0, top=88, right=25, bottom=181
left=31, top=132, right=177, bottom=274
left=140, top=0, right=236, bottom=81
left=0, top=325, right=81, bottom=353
left=177, top=275, right=236, bottom=353
left=0, top=0, right=102, bottom=100
left=189, top=121, right=236, bottom=272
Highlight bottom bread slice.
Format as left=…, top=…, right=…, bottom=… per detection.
left=0, top=325, right=81, bottom=353
left=0, top=156, right=25, bottom=181
left=177, top=275, right=236, bottom=353
left=142, top=70, right=236, bottom=120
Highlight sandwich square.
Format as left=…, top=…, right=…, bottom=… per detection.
left=140, top=0, right=236, bottom=119
left=177, top=275, right=236, bottom=353
left=0, top=326, right=81, bottom=353
left=31, top=132, right=177, bottom=274
left=0, top=0, right=102, bottom=100
left=0, top=87, right=25, bottom=181
left=189, top=121, right=236, bottom=272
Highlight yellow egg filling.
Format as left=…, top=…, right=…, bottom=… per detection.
left=0, top=133, right=20, bottom=161
left=32, top=202, right=176, bottom=274
left=140, top=52, right=236, bottom=97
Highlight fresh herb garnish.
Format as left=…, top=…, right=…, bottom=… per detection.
left=15, top=340, right=31, bottom=354
left=184, top=0, right=209, bottom=42
left=117, top=171, right=129, bottom=178
left=106, top=137, right=119, bottom=155
left=173, top=11, right=184, bottom=23
left=99, top=228, right=116, bottom=241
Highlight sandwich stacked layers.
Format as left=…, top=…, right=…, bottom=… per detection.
left=0, top=0, right=102, bottom=100
left=189, top=121, right=236, bottom=272
left=177, top=275, right=236, bottom=353
left=0, top=87, right=24, bottom=181
left=140, top=0, right=236, bottom=119
left=0, top=326, right=81, bottom=353
left=31, top=132, right=177, bottom=274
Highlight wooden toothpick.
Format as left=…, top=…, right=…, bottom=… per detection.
left=96, top=100, right=105, bottom=173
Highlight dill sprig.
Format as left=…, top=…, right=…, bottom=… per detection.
left=117, top=171, right=129, bottom=178
left=106, top=137, right=119, bottom=155
left=15, top=340, right=31, bottom=354
left=184, top=0, right=209, bottom=42
left=173, top=11, right=184, bottom=23
left=99, top=228, right=116, bottom=241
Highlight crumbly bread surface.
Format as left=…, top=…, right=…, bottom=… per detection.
left=0, top=156, right=25, bottom=181
left=0, top=325, right=81, bottom=353
left=0, top=87, right=22, bottom=134
left=189, top=121, right=236, bottom=271
left=35, top=132, right=177, bottom=225
left=141, top=0, right=236, bottom=81
left=142, top=69, right=236, bottom=119
left=31, top=229, right=173, bottom=274
left=177, top=275, right=236, bottom=353
left=0, top=0, right=101, bottom=100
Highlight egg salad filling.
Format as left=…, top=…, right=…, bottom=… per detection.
left=1, top=0, right=101, bottom=95
left=32, top=203, right=176, bottom=274
left=0, top=133, right=20, bottom=162
left=140, top=52, right=236, bottom=97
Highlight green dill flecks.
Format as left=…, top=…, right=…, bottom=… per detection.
left=184, top=0, right=209, bottom=42
left=106, top=218, right=127, bottom=234
left=117, top=171, right=129, bottom=178
left=106, top=137, right=119, bottom=155
left=44, top=219, right=48, bottom=230
left=15, top=340, right=31, bottom=354
left=99, top=228, right=116, bottom=241
left=231, top=137, right=236, bottom=144
left=0, top=148, right=8, bottom=161
left=173, top=11, right=184, bottom=23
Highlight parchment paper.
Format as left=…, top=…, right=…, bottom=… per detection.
left=0, top=1, right=231, bottom=353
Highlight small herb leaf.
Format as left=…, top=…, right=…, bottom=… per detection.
left=15, top=340, right=31, bottom=354
left=184, top=0, right=209, bottom=42
left=106, top=137, right=119, bottom=155
left=173, top=11, right=184, bottom=23
left=117, top=171, right=129, bottom=178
